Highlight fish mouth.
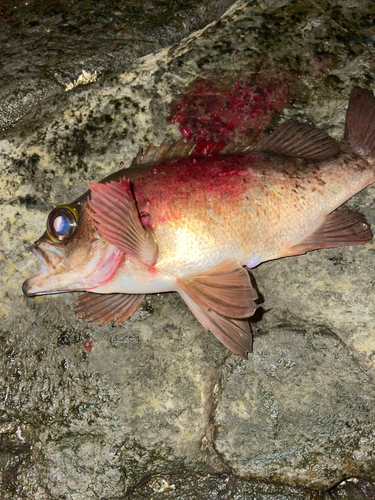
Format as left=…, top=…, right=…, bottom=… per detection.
left=23, top=243, right=65, bottom=297
left=22, top=278, right=37, bottom=297
left=29, top=244, right=60, bottom=274
left=23, top=241, right=123, bottom=297
left=22, top=277, right=64, bottom=297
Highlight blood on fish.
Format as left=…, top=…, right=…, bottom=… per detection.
left=133, top=154, right=255, bottom=227
left=217, top=169, right=250, bottom=178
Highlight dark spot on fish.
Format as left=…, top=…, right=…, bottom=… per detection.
left=354, top=160, right=368, bottom=172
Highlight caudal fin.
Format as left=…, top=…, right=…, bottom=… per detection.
left=341, top=87, right=375, bottom=156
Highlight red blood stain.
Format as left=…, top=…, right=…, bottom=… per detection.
left=84, top=337, right=93, bottom=354
left=170, top=71, right=289, bottom=142
left=217, top=169, right=250, bottom=178
left=189, top=139, right=227, bottom=157
left=333, top=344, right=340, bottom=349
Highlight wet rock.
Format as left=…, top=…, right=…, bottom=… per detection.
left=215, top=324, right=375, bottom=488
left=128, top=473, right=375, bottom=499
left=1, top=0, right=375, bottom=498
left=0, top=0, right=236, bottom=133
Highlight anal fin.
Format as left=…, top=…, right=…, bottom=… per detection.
left=75, top=292, right=145, bottom=326
left=180, top=291, right=252, bottom=357
left=287, top=209, right=372, bottom=256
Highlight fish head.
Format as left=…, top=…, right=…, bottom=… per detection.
left=22, top=201, right=122, bottom=296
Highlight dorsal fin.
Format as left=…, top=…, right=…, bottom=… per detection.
left=131, top=138, right=196, bottom=166
left=130, top=120, right=339, bottom=166
left=257, top=122, right=340, bottom=160
left=130, top=137, right=254, bottom=167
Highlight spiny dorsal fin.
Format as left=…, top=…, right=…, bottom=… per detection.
left=132, top=138, right=195, bottom=166
left=131, top=137, right=254, bottom=166
left=257, top=122, right=340, bottom=160
left=130, top=120, right=340, bottom=166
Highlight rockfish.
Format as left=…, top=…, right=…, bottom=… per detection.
left=23, top=87, right=375, bottom=357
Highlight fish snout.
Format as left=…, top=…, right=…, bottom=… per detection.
left=22, top=278, right=37, bottom=297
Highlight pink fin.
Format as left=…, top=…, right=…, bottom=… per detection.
left=180, top=290, right=252, bottom=357
left=287, top=209, right=372, bottom=256
left=176, top=258, right=258, bottom=319
left=257, top=122, right=340, bottom=160
left=87, top=179, right=158, bottom=266
left=75, top=292, right=145, bottom=326
left=132, top=139, right=193, bottom=166
left=341, top=86, right=375, bottom=156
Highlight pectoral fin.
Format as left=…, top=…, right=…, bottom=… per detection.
left=179, top=290, right=252, bottom=357
left=88, top=179, right=158, bottom=266
left=287, top=209, right=372, bottom=256
left=176, top=258, right=258, bottom=319
left=75, top=292, right=145, bottom=326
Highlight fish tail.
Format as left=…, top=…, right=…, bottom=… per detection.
left=341, top=87, right=375, bottom=157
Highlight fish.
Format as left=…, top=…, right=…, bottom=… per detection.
left=22, top=87, right=375, bottom=357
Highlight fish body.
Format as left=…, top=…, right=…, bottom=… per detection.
left=23, top=87, right=375, bottom=356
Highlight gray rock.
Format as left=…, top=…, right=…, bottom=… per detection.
left=215, top=324, right=375, bottom=489
left=1, top=0, right=375, bottom=498
left=0, top=0, right=236, bottom=133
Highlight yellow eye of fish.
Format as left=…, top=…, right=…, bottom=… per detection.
left=47, top=205, right=78, bottom=242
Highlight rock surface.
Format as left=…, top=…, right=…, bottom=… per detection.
left=1, top=0, right=375, bottom=498
left=0, top=0, right=236, bottom=132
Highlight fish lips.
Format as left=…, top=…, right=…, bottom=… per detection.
left=22, top=243, right=65, bottom=297
left=22, top=274, right=66, bottom=297
left=22, top=275, right=46, bottom=297
left=23, top=239, right=124, bottom=297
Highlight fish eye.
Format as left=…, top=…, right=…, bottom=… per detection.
left=47, top=206, right=78, bottom=242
